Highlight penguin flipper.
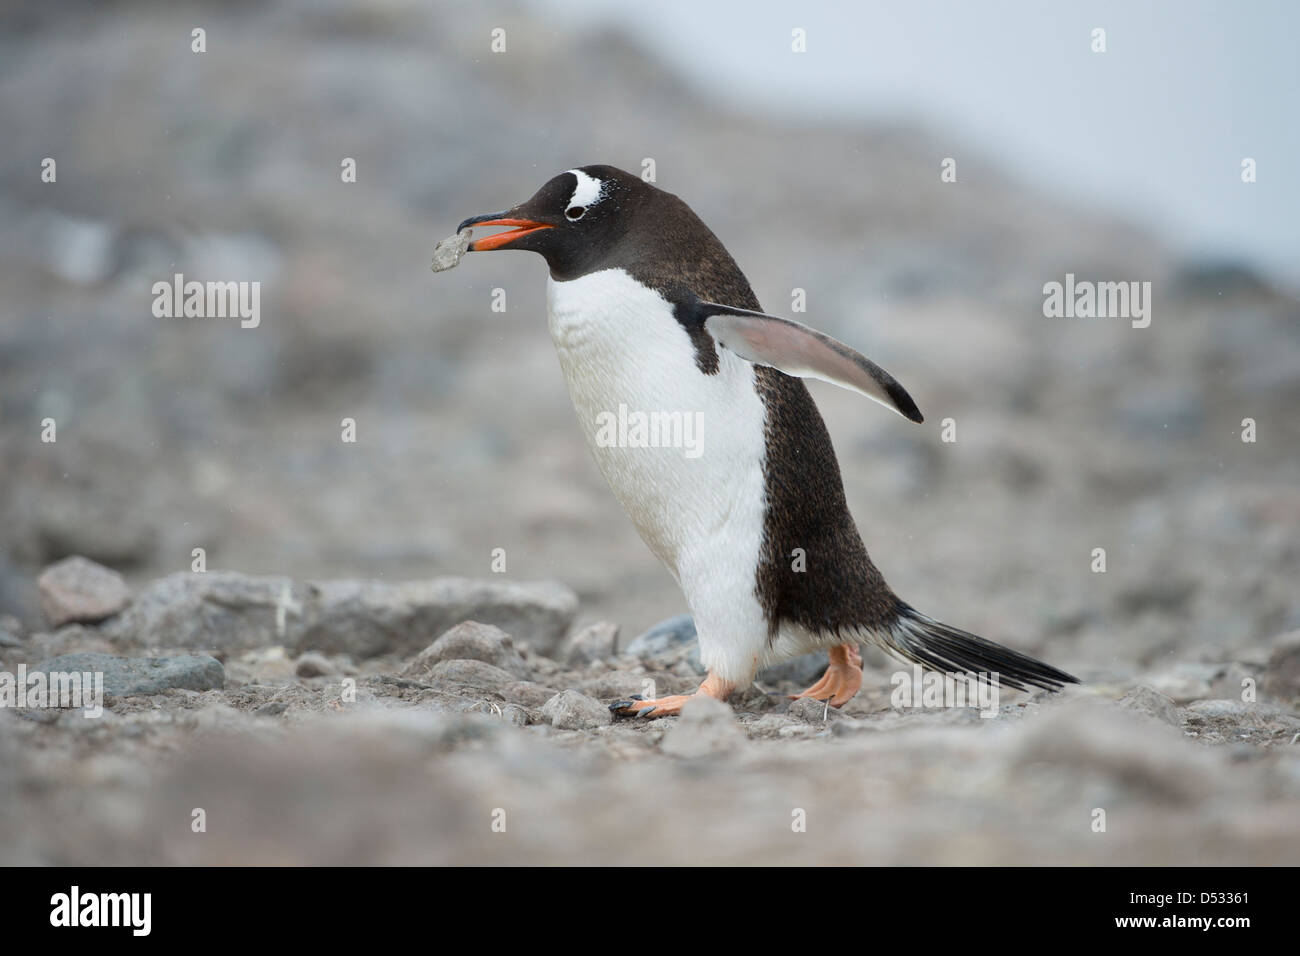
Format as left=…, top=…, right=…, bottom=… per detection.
left=698, top=302, right=924, bottom=423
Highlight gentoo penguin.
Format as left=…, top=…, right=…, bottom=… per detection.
left=455, top=165, right=1077, bottom=717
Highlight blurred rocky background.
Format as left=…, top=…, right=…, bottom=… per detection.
left=1, top=0, right=1297, bottom=865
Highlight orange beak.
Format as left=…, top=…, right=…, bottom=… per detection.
left=462, top=217, right=554, bottom=251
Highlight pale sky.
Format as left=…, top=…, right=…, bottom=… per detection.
left=533, top=0, right=1300, bottom=289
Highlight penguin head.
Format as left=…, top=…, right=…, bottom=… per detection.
left=458, top=165, right=645, bottom=277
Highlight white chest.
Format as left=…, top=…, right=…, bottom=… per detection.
left=545, top=269, right=770, bottom=578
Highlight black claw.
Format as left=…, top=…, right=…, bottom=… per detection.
left=636, top=706, right=656, bottom=718
left=609, top=699, right=633, bottom=713
left=629, top=694, right=647, bottom=701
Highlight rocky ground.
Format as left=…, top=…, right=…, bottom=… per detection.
left=1, top=558, right=1298, bottom=865
left=1, top=0, right=1298, bottom=864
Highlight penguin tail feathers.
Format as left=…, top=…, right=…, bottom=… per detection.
left=877, top=603, right=1079, bottom=693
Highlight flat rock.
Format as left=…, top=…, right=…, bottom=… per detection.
left=103, top=572, right=577, bottom=659
left=1183, top=699, right=1300, bottom=736
left=401, top=621, right=530, bottom=680
left=34, top=652, right=225, bottom=697
left=540, top=689, right=611, bottom=730
left=299, top=577, right=577, bottom=659
left=37, top=556, right=131, bottom=626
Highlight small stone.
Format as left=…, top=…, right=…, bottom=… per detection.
left=430, top=228, right=472, bottom=272
left=564, top=620, right=619, bottom=666
left=301, top=577, right=576, bottom=659
left=498, top=703, right=529, bottom=726
left=294, top=652, right=337, bottom=678
left=540, top=689, right=612, bottom=730
left=1118, top=685, right=1182, bottom=728
left=662, top=695, right=747, bottom=757
left=401, top=621, right=530, bottom=680
left=37, top=556, right=131, bottom=626
left=33, top=652, right=225, bottom=697
left=785, top=696, right=844, bottom=724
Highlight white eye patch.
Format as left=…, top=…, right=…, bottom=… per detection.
left=565, top=169, right=605, bottom=213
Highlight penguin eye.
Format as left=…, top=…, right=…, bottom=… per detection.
left=565, top=205, right=586, bottom=221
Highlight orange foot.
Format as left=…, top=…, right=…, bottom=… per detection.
left=611, top=672, right=734, bottom=719
left=790, top=644, right=863, bottom=708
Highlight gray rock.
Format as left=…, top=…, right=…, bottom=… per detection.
left=564, top=620, right=619, bottom=666
left=37, top=556, right=131, bottom=626
left=1263, top=631, right=1300, bottom=704
left=759, top=651, right=830, bottom=688
left=0, top=614, right=24, bottom=640
left=785, top=695, right=845, bottom=723
left=499, top=680, right=563, bottom=708
left=623, top=613, right=703, bottom=673
left=33, top=652, right=224, bottom=697
left=428, top=659, right=516, bottom=690
left=28, top=625, right=116, bottom=661
left=102, top=572, right=302, bottom=654
left=400, top=621, right=530, bottom=680
left=103, top=572, right=577, bottom=660
left=624, top=613, right=695, bottom=657
left=661, top=695, right=747, bottom=757
left=1118, top=685, right=1182, bottom=727
left=540, top=689, right=612, bottom=730
left=1183, top=699, right=1300, bottom=738
left=430, top=228, right=471, bottom=272
left=294, top=652, right=337, bottom=678
left=299, top=578, right=577, bottom=659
